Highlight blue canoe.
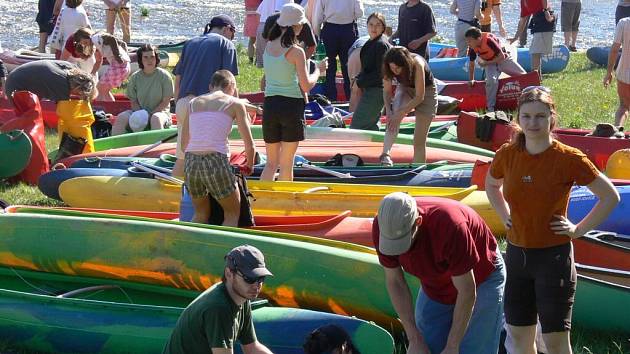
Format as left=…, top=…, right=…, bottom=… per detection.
left=428, top=43, right=570, bottom=81
left=586, top=46, right=620, bottom=67
left=569, top=186, right=630, bottom=234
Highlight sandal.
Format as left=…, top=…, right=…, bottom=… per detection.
left=380, top=154, right=393, bottom=167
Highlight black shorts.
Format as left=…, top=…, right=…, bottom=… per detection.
left=504, top=242, right=576, bottom=333
left=262, top=95, right=305, bottom=143
left=38, top=21, right=54, bottom=34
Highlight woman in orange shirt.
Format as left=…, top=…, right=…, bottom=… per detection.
left=485, top=87, right=619, bottom=354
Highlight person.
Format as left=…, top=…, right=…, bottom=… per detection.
left=617, top=0, right=630, bottom=25
left=260, top=3, right=327, bottom=182
left=244, top=0, right=263, bottom=64
left=465, top=27, right=526, bottom=112
left=60, top=27, right=97, bottom=74
left=347, top=35, right=369, bottom=112
left=112, top=44, right=174, bottom=136
left=37, top=0, right=57, bottom=53
left=450, top=0, right=482, bottom=57
left=48, top=0, right=91, bottom=58
left=312, top=0, right=364, bottom=101
left=104, top=0, right=131, bottom=44
left=380, top=46, right=437, bottom=166
left=0, top=59, right=6, bottom=99
left=561, top=0, right=580, bottom=51
left=485, top=87, right=620, bottom=354
left=350, top=13, right=391, bottom=131
left=479, top=0, right=507, bottom=37
left=4, top=60, right=96, bottom=104
left=163, top=245, right=273, bottom=354
left=373, top=192, right=506, bottom=354
left=605, top=17, right=630, bottom=128
left=255, top=0, right=292, bottom=70
left=171, top=14, right=239, bottom=177
left=303, top=324, right=360, bottom=354
left=180, top=70, right=255, bottom=226
left=518, top=17, right=530, bottom=48
left=91, top=32, right=131, bottom=102
left=509, top=0, right=554, bottom=81
left=390, top=0, right=436, bottom=61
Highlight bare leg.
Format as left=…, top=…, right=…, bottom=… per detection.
left=260, top=142, right=280, bottom=181
left=571, top=31, right=578, bottom=48
left=506, top=324, right=538, bottom=354
left=190, top=194, right=211, bottom=224
left=96, top=83, right=115, bottom=101
left=247, top=36, right=256, bottom=63
left=216, top=186, right=241, bottom=227
left=563, top=32, right=571, bottom=48
left=616, top=81, right=630, bottom=127
left=111, top=110, right=132, bottom=135
left=119, top=7, right=131, bottom=43
left=105, top=9, right=116, bottom=35
left=531, top=53, right=542, bottom=81
left=150, top=112, right=170, bottom=130
left=277, top=141, right=299, bottom=181
left=38, top=32, right=48, bottom=53
left=542, top=331, right=573, bottom=354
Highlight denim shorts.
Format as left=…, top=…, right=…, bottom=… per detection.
left=415, top=252, right=506, bottom=354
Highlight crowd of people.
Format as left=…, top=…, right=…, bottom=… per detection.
left=0, top=1, right=627, bottom=353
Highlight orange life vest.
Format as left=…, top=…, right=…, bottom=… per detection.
left=473, top=33, right=506, bottom=61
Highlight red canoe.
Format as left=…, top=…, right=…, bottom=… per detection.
left=55, top=139, right=492, bottom=167
left=573, top=231, right=630, bottom=271
left=457, top=111, right=630, bottom=170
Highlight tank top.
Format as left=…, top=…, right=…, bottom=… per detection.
left=186, top=97, right=234, bottom=155
left=263, top=45, right=303, bottom=99
left=397, top=54, right=435, bottom=88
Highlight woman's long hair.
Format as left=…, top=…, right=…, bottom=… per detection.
left=382, top=46, right=416, bottom=86
left=267, top=22, right=298, bottom=48
left=511, top=88, right=558, bottom=150
left=101, top=33, right=128, bottom=64
left=73, top=27, right=94, bottom=58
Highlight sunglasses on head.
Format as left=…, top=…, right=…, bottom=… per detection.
left=236, top=269, right=265, bottom=284
left=521, top=85, right=551, bottom=94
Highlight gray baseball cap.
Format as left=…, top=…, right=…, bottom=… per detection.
left=225, top=245, right=273, bottom=278
left=377, top=192, right=419, bottom=256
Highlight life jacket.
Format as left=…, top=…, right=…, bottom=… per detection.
left=473, top=33, right=505, bottom=61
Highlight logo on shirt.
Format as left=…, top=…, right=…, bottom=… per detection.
left=521, top=175, right=533, bottom=183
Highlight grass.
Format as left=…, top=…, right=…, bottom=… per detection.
left=0, top=50, right=628, bottom=354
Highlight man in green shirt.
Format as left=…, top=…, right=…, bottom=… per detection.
left=163, top=245, right=274, bottom=354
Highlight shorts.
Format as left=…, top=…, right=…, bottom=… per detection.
left=618, top=80, right=630, bottom=106
left=244, top=13, right=260, bottom=38
left=99, top=60, right=131, bottom=88
left=262, top=95, right=306, bottom=143
left=393, top=84, right=438, bottom=118
left=504, top=242, right=577, bottom=333
left=184, top=152, right=236, bottom=200
left=38, top=20, right=54, bottom=34
left=529, top=32, right=554, bottom=55
left=561, top=2, right=581, bottom=32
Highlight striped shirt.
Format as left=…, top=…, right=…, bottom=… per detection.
left=615, top=18, right=630, bottom=84
left=455, top=0, right=481, bottom=21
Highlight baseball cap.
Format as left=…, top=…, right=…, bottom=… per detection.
left=129, top=109, right=149, bottom=132
left=377, top=192, right=419, bottom=256
left=209, top=14, right=236, bottom=30
left=277, top=3, right=307, bottom=27
left=225, top=245, right=273, bottom=279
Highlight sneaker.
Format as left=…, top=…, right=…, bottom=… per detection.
left=380, top=154, right=393, bottom=167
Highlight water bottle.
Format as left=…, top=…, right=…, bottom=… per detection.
left=314, top=41, right=326, bottom=84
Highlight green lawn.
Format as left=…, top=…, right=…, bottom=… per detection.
left=0, top=49, right=628, bottom=354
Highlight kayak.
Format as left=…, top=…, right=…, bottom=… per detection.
left=586, top=46, right=614, bottom=66
left=573, top=231, right=630, bottom=271
left=57, top=176, right=477, bottom=217
left=0, top=211, right=417, bottom=329
left=428, top=43, right=570, bottom=81
left=568, top=185, right=630, bottom=234
left=0, top=129, right=32, bottom=179
left=53, top=139, right=493, bottom=169
left=0, top=266, right=394, bottom=354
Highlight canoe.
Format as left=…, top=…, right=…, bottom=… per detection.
left=0, top=129, right=32, bottom=178
left=0, top=266, right=394, bottom=354
left=568, top=186, right=630, bottom=234
left=0, top=212, right=419, bottom=329
left=57, top=176, right=477, bottom=217
left=573, top=231, right=630, bottom=271
left=428, top=43, right=570, bottom=81
left=586, top=46, right=613, bottom=66
left=54, top=139, right=493, bottom=169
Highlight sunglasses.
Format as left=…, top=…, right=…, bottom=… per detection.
left=227, top=25, right=236, bottom=33
left=237, top=269, right=266, bottom=284
left=521, top=85, right=551, bottom=94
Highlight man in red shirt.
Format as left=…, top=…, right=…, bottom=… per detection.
left=373, top=193, right=506, bottom=354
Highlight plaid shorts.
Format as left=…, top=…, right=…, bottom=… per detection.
left=100, top=60, right=131, bottom=88
left=184, top=152, right=236, bottom=200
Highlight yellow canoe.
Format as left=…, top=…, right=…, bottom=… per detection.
left=58, top=176, right=477, bottom=218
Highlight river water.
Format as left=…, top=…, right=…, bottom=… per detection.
left=0, top=0, right=618, bottom=51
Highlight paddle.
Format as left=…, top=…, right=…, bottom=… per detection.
left=296, top=162, right=355, bottom=178
left=130, top=161, right=183, bottom=185
left=129, top=132, right=178, bottom=158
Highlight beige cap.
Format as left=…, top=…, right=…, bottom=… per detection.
left=377, top=192, right=419, bottom=256
left=277, top=3, right=307, bottom=27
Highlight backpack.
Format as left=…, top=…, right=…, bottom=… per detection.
left=324, top=153, right=364, bottom=167
left=91, top=110, right=112, bottom=139
left=475, top=111, right=511, bottom=142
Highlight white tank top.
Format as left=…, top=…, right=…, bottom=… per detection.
left=185, top=97, right=234, bottom=155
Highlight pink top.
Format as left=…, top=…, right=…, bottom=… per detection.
left=245, top=0, right=263, bottom=10
left=186, top=99, right=234, bottom=155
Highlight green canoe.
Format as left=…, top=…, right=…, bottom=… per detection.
left=0, top=266, right=394, bottom=353
left=0, top=130, right=32, bottom=178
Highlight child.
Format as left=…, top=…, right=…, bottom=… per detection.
left=91, top=32, right=131, bottom=101
left=36, top=0, right=57, bottom=52
left=48, top=0, right=91, bottom=58
left=60, top=27, right=97, bottom=74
